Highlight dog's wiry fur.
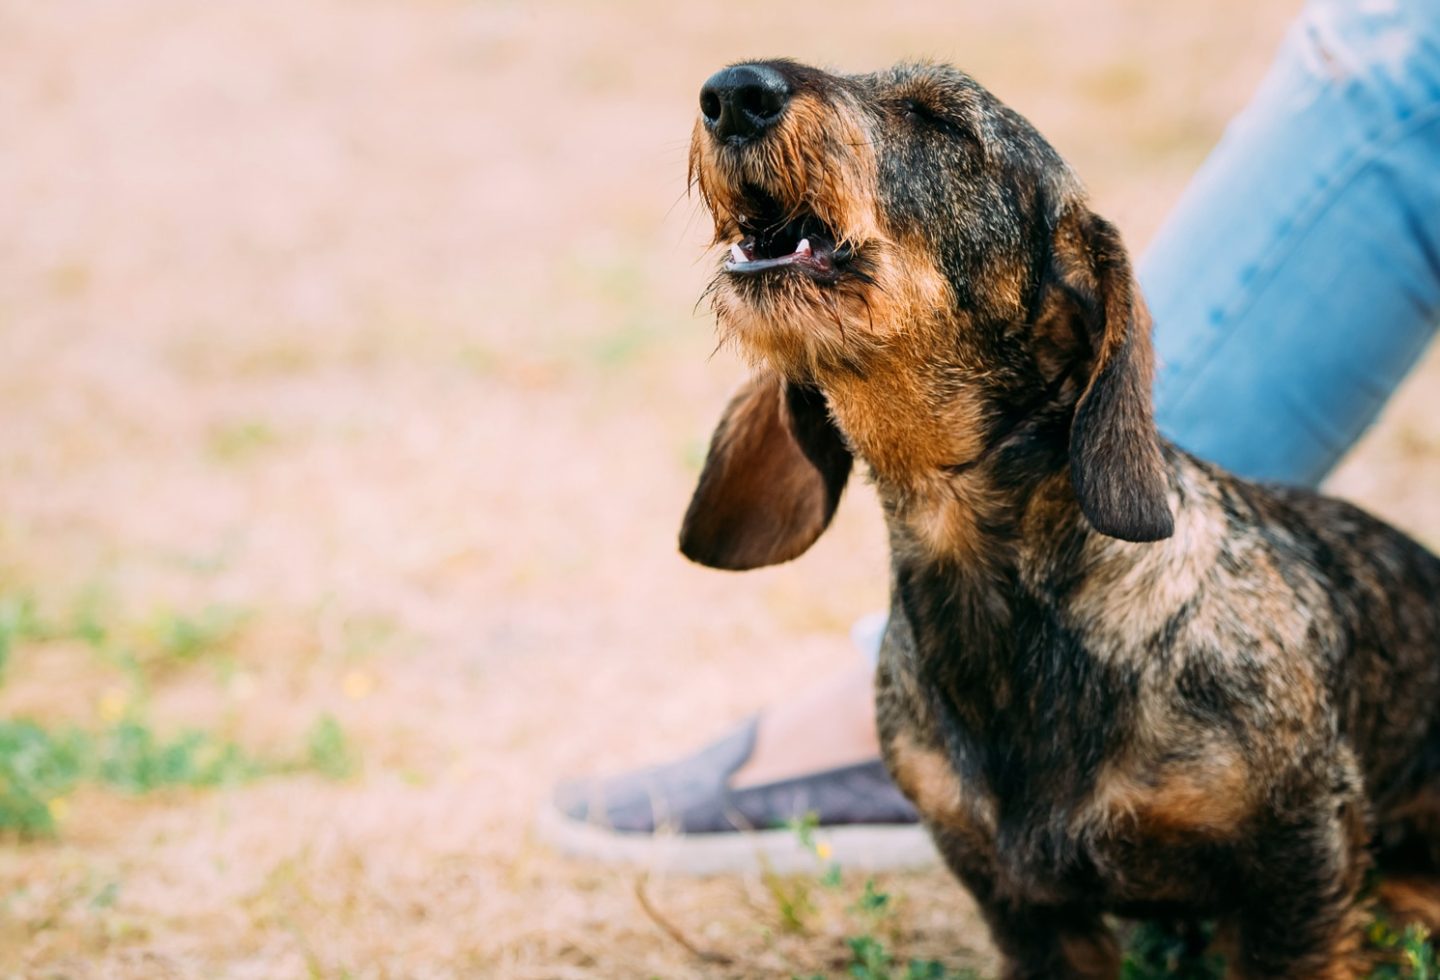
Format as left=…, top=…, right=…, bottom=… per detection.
left=681, top=59, right=1440, bottom=978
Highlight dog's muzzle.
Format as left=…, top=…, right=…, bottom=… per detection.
left=699, top=64, right=791, bottom=145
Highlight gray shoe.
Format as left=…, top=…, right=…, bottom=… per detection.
left=536, top=716, right=935, bottom=874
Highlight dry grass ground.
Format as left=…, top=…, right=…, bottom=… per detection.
left=1, top=0, right=1437, bottom=976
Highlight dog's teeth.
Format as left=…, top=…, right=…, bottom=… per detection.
left=796, top=238, right=812, bottom=256
left=729, top=243, right=748, bottom=264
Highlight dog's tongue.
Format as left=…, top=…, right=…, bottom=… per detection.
left=726, top=238, right=826, bottom=273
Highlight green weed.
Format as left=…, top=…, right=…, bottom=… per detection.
left=1120, top=921, right=1224, bottom=979
left=0, top=593, right=44, bottom=678
left=761, top=863, right=817, bottom=934
left=2, top=585, right=245, bottom=663
left=305, top=714, right=360, bottom=781
left=1119, top=915, right=1440, bottom=979
left=0, top=721, right=88, bottom=836
left=0, top=584, right=364, bottom=839
left=95, top=720, right=260, bottom=793
left=456, top=341, right=499, bottom=376
left=841, top=932, right=974, bottom=980
left=778, top=815, right=1440, bottom=979
left=839, top=877, right=975, bottom=980
left=0, top=713, right=363, bottom=839
left=1365, top=917, right=1438, bottom=980
left=207, top=420, right=280, bottom=463
left=0, top=718, right=262, bottom=838
left=781, top=814, right=978, bottom=979
left=758, top=813, right=823, bottom=933
left=0, top=583, right=112, bottom=655
left=137, top=604, right=249, bottom=669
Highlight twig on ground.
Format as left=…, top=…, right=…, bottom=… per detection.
left=634, top=872, right=735, bottom=966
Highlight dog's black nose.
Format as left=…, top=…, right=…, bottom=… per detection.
left=699, top=64, right=791, bottom=142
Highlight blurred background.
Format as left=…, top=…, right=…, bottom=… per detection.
left=2, top=0, right=1437, bottom=976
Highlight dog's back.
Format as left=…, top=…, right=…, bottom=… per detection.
left=1256, top=478, right=1440, bottom=807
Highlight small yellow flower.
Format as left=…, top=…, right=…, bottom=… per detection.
left=815, top=841, right=833, bottom=861
left=98, top=686, right=128, bottom=723
left=341, top=670, right=375, bottom=701
left=47, top=797, right=70, bottom=822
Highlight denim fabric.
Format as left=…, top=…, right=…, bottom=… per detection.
left=1141, top=0, right=1440, bottom=486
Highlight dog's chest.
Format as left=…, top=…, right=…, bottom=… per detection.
left=883, top=567, right=1254, bottom=909
left=1010, top=756, right=1249, bottom=904
left=904, top=728, right=1244, bottom=910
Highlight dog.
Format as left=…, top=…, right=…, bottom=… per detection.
left=678, top=59, right=1440, bottom=978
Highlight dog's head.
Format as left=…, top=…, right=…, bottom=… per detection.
left=682, top=60, right=1173, bottom=570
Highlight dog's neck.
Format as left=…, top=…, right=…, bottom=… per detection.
left=820, top=359, right=1001, bottom=491
left=820, top=351, right=1083, bottom=569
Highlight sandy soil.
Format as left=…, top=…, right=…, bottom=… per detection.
left=1, top=0, right=1436, bottom=976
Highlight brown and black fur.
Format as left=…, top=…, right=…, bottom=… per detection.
left=679, top=59, right=1440, bottom=978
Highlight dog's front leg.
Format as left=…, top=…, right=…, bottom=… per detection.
left=987, top=908, right=1120, bottom=980
left=923, top=824, right=1120, bottom=980
left=1224, top=794, right=1371, bottom=980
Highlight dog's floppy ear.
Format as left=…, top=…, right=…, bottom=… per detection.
left=1053, top=209, right=1174, bottom=543
left=680, top=371, right=853, bottom=570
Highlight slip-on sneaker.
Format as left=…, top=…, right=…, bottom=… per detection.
left=536, top=715, right=935, bottom=875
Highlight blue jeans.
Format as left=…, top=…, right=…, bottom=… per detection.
left=1143, top=0, right=1440, bottom=486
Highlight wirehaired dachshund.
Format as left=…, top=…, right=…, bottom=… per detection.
left=678, top=59, right=1440, bottom=978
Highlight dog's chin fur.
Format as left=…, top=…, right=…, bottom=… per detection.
left=707, top=236, right=950, bottom=381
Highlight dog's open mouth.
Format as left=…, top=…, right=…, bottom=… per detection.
left=723, top=190, right=852, bottom=283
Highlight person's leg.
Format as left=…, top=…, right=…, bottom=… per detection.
left=730, top=647, right=879, bottom=787
left=545, top=0, right=1440, bottom=865
left=1145, top=0, right=1440, bottom=483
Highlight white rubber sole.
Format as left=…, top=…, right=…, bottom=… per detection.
left=534, top=803, right=939, bottom=876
